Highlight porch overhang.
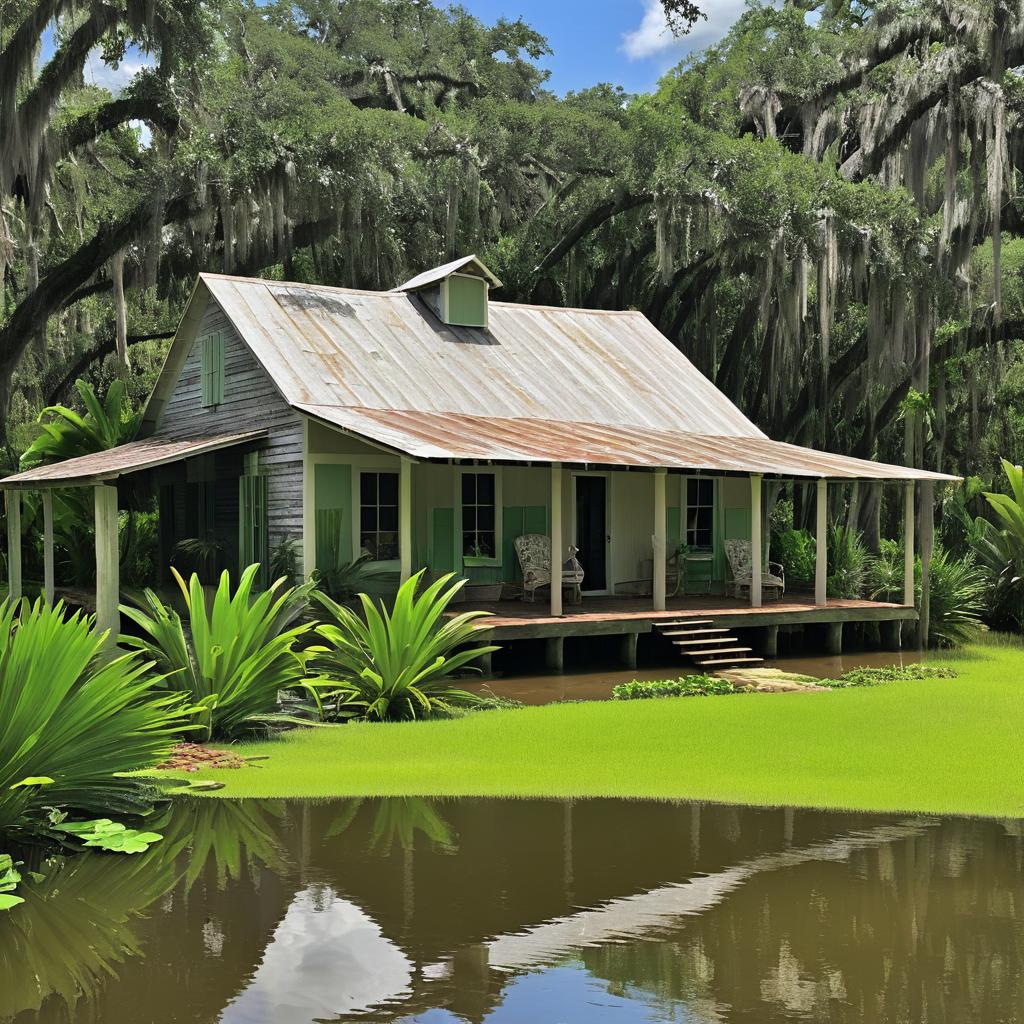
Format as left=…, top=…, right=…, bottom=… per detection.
left=295, top=405, right=958, bottom=483
left=0, top=430, right=267, bottom=489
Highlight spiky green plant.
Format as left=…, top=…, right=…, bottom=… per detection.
left=309, top=571, right=496, bottom=721
left=0, top=598, right=193, bottom=834
left=120, top=565, right=316, bottom=741
left=19, top=379, right=142, bottom=469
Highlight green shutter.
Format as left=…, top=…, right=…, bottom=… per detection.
left=431, top=508, right=455, bottom=573
left=313, top=463, right=352, bottom=571
left=201, top=332, right=224, bottom=407
left=239, top=472, right=268, bottom=586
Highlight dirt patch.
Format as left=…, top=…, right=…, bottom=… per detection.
left=719, top=668, right=829, bottom=693
left=156, top=743, right=248, bottom=772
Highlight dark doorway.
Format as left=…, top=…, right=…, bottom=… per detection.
left=575, top=475, right=608, bottom=592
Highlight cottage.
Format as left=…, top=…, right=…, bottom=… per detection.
left=1, top=256, right=954, bottom=667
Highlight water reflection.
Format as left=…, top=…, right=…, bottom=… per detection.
left=3, top=798, right=1023, bottom=1023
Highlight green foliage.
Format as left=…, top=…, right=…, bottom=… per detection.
left=0, top=598, right=193, bottom=835
left=819, top=664, right=958, bottom=689
left=51, top=819, right=163, bottom=855
left=774, top=528, right=816, bottom=588
left=0, top=855, right=24, bottom=912
left=970, top=459, right=1024, bottom=629
left=308, top=571, right=496, bottom=721
left=612, top=675, right=738, bottom=700
left=121, top=565, right=316, bottom=741
left=269, top=538, right=301, bottom=587
left=19, top=380, right=142, bottom=469
left=827, top=525, right=870, bottom=599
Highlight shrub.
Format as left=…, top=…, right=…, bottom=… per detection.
left=307, top=571, right=496, bottom=721
left=819, top=664, right=958, bottom=689
left=827, top=525, right=870, bottom=599
left=121, top=565, right=316, bottom=741
left=0, top=598, right=193, bottom=835
left=612, top=675, right=738, bottom=700
left=773, top=528, right=816, bottom=589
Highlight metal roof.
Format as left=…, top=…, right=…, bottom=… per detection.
left=298, top=406, right=957, bottom=481
left=0, top=431, right=266, bottom=488
left=394, top=254, right=502, bottom=291
left=159, top=274, right=763, bottom=439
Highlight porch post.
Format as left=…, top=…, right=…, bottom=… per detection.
left=550, top=462, right=563, bottom=617
left=399, top=456, right=412, bottom=584
left=814, top=478, right=827, bottom=607
left=903, top=480, right=915, bottom=607
left=652, top=468, right=667, bottom=612
left=94, top=484, right=120, bottom=642
left=750, top=473, right=762, bottom=607
left=919, top=479, right=934, bottom=650
left=42, top=490, right=55, bottom=605
left=5, top=490, right=21, bottom=601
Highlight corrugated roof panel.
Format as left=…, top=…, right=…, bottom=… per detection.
left=296, top=405, right=958, bottom=481
left=201, top=274, right=765, bottom=439
left=0, top=431, right=266, bottom=488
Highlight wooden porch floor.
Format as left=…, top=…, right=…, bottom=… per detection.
left=463, top=593, right=916, bottom=640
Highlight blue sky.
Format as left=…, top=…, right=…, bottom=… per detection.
left=459, top=0, right=748, bottom=94
left=64, top=1, right=746, bottom=99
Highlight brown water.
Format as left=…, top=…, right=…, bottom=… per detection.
left=3, top=797, right=1023, bottom=1023
left=470, top=650, right=922, bottom=704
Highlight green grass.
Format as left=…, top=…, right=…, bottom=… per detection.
left=169, top=639, right=1024, bottom=817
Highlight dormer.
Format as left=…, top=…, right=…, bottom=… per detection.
left=395, top=255, right=502, bottom=329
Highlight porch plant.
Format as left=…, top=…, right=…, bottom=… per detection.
left=121, top=564, right=317, bottom=740
left=307, top=570, right=497, bottom=721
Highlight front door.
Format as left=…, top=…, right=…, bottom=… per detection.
left=575, top=475, right=608, bottom=593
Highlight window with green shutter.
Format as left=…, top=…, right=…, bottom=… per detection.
left=200, top=332, right=225, bottom=407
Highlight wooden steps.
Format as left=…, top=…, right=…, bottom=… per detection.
left=655, top=617, right=763, bottom=669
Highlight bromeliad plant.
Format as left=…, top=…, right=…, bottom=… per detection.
left=121, top=564, right=317, bottom=741
left=307, top=571, right=497, bottom=721
left=0, top=598, right=193, bottom=837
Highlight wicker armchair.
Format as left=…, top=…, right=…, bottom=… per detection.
left=514, top=534, right=585, bottom=604
left=724, top=539, right=785, bottom=600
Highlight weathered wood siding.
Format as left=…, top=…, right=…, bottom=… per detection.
left=156, top=299, right=305, bottom=556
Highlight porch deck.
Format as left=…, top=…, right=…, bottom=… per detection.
left=467, top=594, right=916, bottom=641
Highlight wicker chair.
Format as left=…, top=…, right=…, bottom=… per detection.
left=514, top=534, right=585, bottom=604
left=724, top=539, right=785, bottom=600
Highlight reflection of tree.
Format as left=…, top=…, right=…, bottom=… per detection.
left=580, top=817, right=1024, bottom=1024
left=0, top=829, right=186, bottom=1020
left=0, top=798, right=289, bottom=1022
left=329, top=797, right=455, bottom=856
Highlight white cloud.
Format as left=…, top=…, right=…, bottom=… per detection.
left=622, top=0, right=748, bottom=61
left=84, top=45, right=152, bottom=96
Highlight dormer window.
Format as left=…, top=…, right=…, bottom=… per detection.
left=395, top=255, right=501, bottom=329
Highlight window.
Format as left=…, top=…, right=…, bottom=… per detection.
left=686, top=478, right=714, bottom=549
left=200, top=332, right=224, bottom=407
left=359, top=471, right=399, bottom=560
left=461, top=471, right=496, bottom=557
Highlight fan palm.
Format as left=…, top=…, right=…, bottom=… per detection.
left=309, top=571, right=496, bottom=721
left=0, top=598, right=194, bottom=834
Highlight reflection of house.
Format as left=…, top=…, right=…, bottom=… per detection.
left=2, top=256, right=953, bottom=661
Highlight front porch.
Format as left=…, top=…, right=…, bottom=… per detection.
left=463, top=592, right=917, bottom=672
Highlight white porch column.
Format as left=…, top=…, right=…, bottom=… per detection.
left=652, top=468, right=667, bottom=612
left=42, top=490, right=55, bottom=605
left=94, top=484, right=120, bottom=642
left=814, top=478, right=827, bottom=607
left=903, top=480, right=915, bottom=607
left=5, top=490, right=21, bottom=602
left=399, top=456, right=413, bottom=584
left=550, top=462, right=563, bottom=617
left=750, top=474, right=762, bottom=608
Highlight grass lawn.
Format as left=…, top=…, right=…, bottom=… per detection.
left=171, top=638, right=1024, bottom=817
